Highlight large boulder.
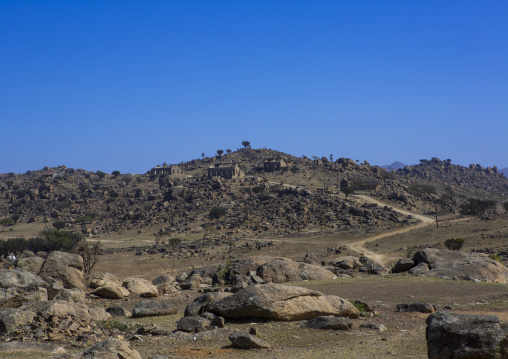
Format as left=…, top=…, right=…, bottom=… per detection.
left=92, top=286, right=130, bottom=299
left=38, top=251, right=85, bottom=289
left=89, top=272, right=123, bottom=289
left=229, top=332, right=270, bottom=349
left=327, top=256, right=363, bottom=270
left=426, top=311, right=507, bottom=359
left=20, top=300, right=111, bottom=322
left=414, top=248, right=508, bottom=283
left=132, top=300, right=177, bottom=318
left=79, top=337, right=142, bottom=359
left=392, top=258, right=415, bottom=273
left=300, top=316, right=352, bottom=330
left=256, top=259, right=336, bottom=283
left=122, top=278, right=158, bottom=297
left=0, top=268, right=48, bottom=307
left=176, top=316, right=211, bottom=333
left=0, top=308, right=35, bottom=334
left=208, top=284, right=359, bottom=321
left=184, top=292, right=233, bottom=317
left=15, top=256, right=45, bottom=275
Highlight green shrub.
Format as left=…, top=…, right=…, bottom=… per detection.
left=52, top=221, right=67, bottom=230
left=209, top=206, right=227, bottom=221
left=460, top=199, right=496, bottom=216
left=444, top=238, right=464, bottom=250
left=96, top=171, right=106, bottom=179
left=74, top=216, right=95, bottom=224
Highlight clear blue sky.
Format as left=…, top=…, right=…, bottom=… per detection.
left=1, top=1, right=507, bottom=174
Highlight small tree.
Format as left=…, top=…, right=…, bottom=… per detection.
left=209, top=206, right=227, bottom=222
left=330, top=154, right=334, bottom=162
left=341, top=187, right=354, bottom=198
left=202, top=223, right=217, bottom=246
left=217, top=150, right=224, bottom=158
left=226, top=149, right=231, bottom=154
left=168, top=237, right=182, bottom=250
left=112, top=170, right=120, bottom=177
left=74, top=239, right=102, bottom=274
left=0, top=218, right=15, bottom=232
left=96, top=171, right=107, bottom=179
left=290, top=166, right=299, bottom=176
left=53, top=221, right=67, bottom=230
left=152, top=228, right=168, bottom=247
left=242, top=141, right=250, bottom=149
left=201, top=153, right=205, bottom=158
left=444, top=238, right=464, bottom=250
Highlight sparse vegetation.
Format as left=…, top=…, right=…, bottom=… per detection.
left=408, top=184, right=436, bottom=194
left=444, top=238, right=464, bottom=250
left=209, top=206, right=227, bottom=222
left=0, top=218, right=15, bottom=231
left=341, top=187, right=354, bottom=198
left=459, top=198, right=496, bottom=216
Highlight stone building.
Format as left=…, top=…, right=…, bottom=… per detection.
left=208, top=162, right=244, bottom=179
left=264, top=158, right=288, bottom=172
left=149, top=163, right=185, bottom=177
left=341, top=178, right=379, bottom=191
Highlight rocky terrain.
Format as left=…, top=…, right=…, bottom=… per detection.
left=1, top=148, right=508, bottom=358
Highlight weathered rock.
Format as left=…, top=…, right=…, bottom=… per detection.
left=0, top=268, right=48, bottom=307
left=414, top=248, right=508, bottom=283
left=177, top=316, right=212, bottom=332
left=397, top=303, right=435, bottom=313
left=409, top=262, right=430, bottom=275
left=175, top=272, right=188, bottom=283
left=229, top=332, right=271, bottom=349
left=328, top=256, right=363, bottom=270
left=0, top=308, right=35, bottom=333
left=106, top=306, right=131, bottom=317
left=360, top=323, right=387, bottom=331
left=300, top=316, right=352, bottom=330
left=53, top=288, right=86, bottom=302
left=89, top=272, right=123, bottom=289
left=155, top=282, right=179, bottom=296
left=15, top=256, right=45, bottom=275
left=392, top=258, right=415, bottom=273
left=180, top=274, right=202, bottom=290
left=0, top=342, right=66, bottom=355
left=208, top=284, right=359, bottom=320
left=38, top=251, right=85, bottom=289
left=123, top=278, right=158, bottom=297
left=184, top=292, right=233, bottom=317
left=92, top=286, right=130, bottom=299
left=132, top=300, right=177, bottom=318
left=20, top=300, right=111, bottom=322
left=426, top=311, right=506, bottom=359
left=152, top=274, right=175, bottom=285
left=256, top=259, right=336, bottom=283
left=229, top=256, right=280, bottom=275
left=79, top=337, right=142, bottom=359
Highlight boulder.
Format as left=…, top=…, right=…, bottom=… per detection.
left=397, top=303, right=435, bottom=313
left=20, top=300, right=111, bottom=322
left=208, top=284, right=359, bottom=321
left=38, top=251, right=85, bottom=289
left=92, top=286, right=130, bottom=299
left=155, top=282, right=179, bottom=296
left=229, top=332, right=271, bottom=349
left=0, top=308, right=35, bottom=333
left=409, top=262, right=430, bottom=275
left=0, top=268, right=48, bottom=307
left=414, top=248, right=508, bottom=283
left=328, top=256, right=363, bottom=270
left=89, top=272, right=123, bottom=289
left=229, top=256, right=278, bottom=275
left=185, top=292, right=233, bottom=317
left=392, top=258, right=415, bottom=273
left=176, top=316, right=212, bottom=332
left=360, top=323, right=387, bottom=331
left=53, top=288, right=86, bottom=302
left=180, top=274, right=202, bottom=290
left=106, top=306, right=131, bottom=317
left=122, top=278, right=158, bottom=297
left=256, top=259, right=336, bottom=283
left=132, top=300, right=177, bottom=318
left=152, top=274, right=175, bottom=285
left=15, top=256, right=45, bottom=275
left=300, top=316, right=352, bottom=330
left=79, top=337, right=142, bottom=359
left=426, top=311, right=507, bottom=359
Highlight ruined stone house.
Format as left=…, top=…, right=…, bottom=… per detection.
left=341, top=177, right=379, bottom=191
left=149, top=163, right=185, bottom=177
left=264, top=158, right=288, bottom=172
left=208, top=162, right=244, bottom=179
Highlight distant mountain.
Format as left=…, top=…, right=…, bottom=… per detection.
left=500, top=167, right=508, bottom=177
left=381, top=161, right=407, bottom=171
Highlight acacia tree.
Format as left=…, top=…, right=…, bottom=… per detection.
left=217, top=150, right=224, bottom=158
left=242, top=141, right=250, bottom=149
left=226, top=149, right=231, bottom=154
left=0, top=218, right=15, bottom=232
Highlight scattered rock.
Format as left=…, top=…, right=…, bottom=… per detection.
left=90, top=272, right=123, bottom=289
left=391, top=258, right=415, bottom=273
left=300, top=315, right=352, bottom=330
left=176, top=316, right=212, bottom=333
left=106, top=306, right=131, bottom=317
left=397, top=303, right=435, bottom=313
left=93, top=286, right=130, bottom=299
left=229, top=332, right=271, bottom=349
left=256, top=258, right=336, bottom=283
left=132, top=300, right=177, bottom=318
left=38, top=251, right=85, bottom=289
left=79, top=337, right=142, bottom=359
left=123, top=278, right=158, bottom=297
left=360, top=323, right=387, bottom=331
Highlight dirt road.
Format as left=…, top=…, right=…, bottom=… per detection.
left=347, top=195, right=435, bottom=266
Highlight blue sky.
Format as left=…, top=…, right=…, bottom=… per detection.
left=1, top=1, right=507, bottom=174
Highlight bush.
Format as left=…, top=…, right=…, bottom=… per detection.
left=0, top=230, right=84, bottom=258
left=459, top=199, right=496, bottom=216
left=444, top=238, right=464, bottom=250
left=52, top=221, right=67, bottom=230
left=96, top=171, right=106, bottom=179
left=112, top=170, right=120, bottom=177
left=74, top=216, right=95, bottom=224
left=503, top=201, right=508, bottom=212
left=341, top=187, right=355, bottom=198
left=209, top=206, right=227, bottom=221
left=0, top=218, right=15, bottom=231
left=408, top=184, right=436, bottom=194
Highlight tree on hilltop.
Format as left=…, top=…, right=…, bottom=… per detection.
left=242, top=141, right=250, bottom=149
left=217, top=150, right=224, bottom=158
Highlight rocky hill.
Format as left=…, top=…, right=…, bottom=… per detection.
left=1, top=151, right=507, bottom=241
